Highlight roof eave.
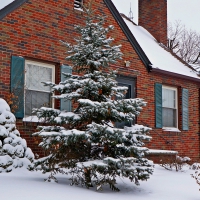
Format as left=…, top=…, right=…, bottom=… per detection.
left=104, top=0, right=152, bottom=72
left=152, top=68, right=200, bottom=84
left=0, top=0, right=27, bottom=20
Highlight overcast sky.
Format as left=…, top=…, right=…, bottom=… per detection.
left=112, top=0, right=200, bottom=33
left=0, top=0, right=14, bottom=10
left=0, top=0, right=200, bottom=33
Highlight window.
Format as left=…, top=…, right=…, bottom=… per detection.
left=155, top=83, right=189, bottom=130
left=116, top=76, right=135, bottom=99
left=10, top=56, right=55, bottom=118
left=115, top=76, right=135, bottom=128
left=162, top=86, right=177, bottom=128
left=24, top=60, right=55, bottom=116
left=74, top=0, right=83, bottom=10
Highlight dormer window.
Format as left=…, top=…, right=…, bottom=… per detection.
left=74, top=0, right=83, bottom=10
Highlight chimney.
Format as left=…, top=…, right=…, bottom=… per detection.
left=139, top=0, right=167, bottom=46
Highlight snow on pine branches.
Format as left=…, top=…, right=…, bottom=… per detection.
left=33, top=7, right=153, bottom=191
left=61, top=8, right=122, bottom=73
left=0, top=99, right=34, bottom=172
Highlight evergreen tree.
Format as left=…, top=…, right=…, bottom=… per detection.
left=33, top=8, right=153, bottom=191
left=0, top=98, right=34, bottom=172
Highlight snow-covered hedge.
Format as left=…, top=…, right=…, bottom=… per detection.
left=0, top=98, right=34, bottom=172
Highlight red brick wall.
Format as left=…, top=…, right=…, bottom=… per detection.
left=0, top=0, right=199, bottom=161
left=139, top=0, right=167, bottom=46
left=137, top=72, right=200, bottom=161
left=0, top=0, right=145, bottom=157
left=16, top=119, right=45, bottom=157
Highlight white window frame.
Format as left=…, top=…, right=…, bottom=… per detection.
left=74, top=0, right=83, bottom=10
left=24, top=60, right=55, bottom=117
left=162, top=85, right=178, bottom=128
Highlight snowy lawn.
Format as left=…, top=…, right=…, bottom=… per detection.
left=0, top=164, right=199, bottom=200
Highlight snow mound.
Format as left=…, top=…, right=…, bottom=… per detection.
left=0, top=98, right=34, bottom=172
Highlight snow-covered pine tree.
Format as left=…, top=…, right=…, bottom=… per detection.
left=33, top=7, right=153, bottom=191
left=0, top=98, right=34, bottom=172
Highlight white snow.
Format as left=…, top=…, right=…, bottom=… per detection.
left=74, top=7, right=83, bottom=12
left=0, top=155, right=13, bottom=167
left=0, top=164, right=199, bottom=200
left=59, top=111, right=80, bottom=120
left=123, top=17, right=200, bottom=80
left=23, top=115, right=53, bottom=123
left=77, top=160, right=108, bottom=168
left=0, top=98, right=34, bottom=172
left=146, top=149, right=178, bottom=155
left=23, top=116, right=41, bottom=122
left=0, top=0, right=15, bottom=10
left=162, top=127, right=181, bottom=132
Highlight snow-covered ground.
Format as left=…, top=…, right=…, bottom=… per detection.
left=0, top=164, right=199, bottom=200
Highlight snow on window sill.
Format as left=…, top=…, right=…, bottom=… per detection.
left=23, top=116, right=43, bottom=123
left=74, top=7, right=83, bottom=11
left=162, top=127, right=181, bottom=132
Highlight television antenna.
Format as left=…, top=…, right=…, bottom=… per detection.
left=128, top=3, right=134, bottom=21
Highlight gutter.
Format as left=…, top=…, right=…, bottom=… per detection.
left=152, top=68, right=200, bottom=84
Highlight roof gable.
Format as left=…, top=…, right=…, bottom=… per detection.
left=104, top=0, right=152, bottom=72
left=123, top=17, right=200, bottom=80
left=0, top=0, right=152, bottom=72
left=0, top=0, right=27, bottom=20
left=107, top=0, right=200, bottom=81
left=1, top=0, right=198, bottom=81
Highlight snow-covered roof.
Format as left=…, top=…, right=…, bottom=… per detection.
left=123, top=17, right=200, bottom=80
left=0, top=0, right=15, bottom=10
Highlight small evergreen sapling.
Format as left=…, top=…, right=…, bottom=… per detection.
left=0, top=98, right=34, bottom=172
left=33, top=8, right=153, bottom=191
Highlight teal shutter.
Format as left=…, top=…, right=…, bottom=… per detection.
left=155, top=83, right=162, bottom=128
left=182, top=88, right=189, bottom=130
left=10, top=56, right=25, bottom=118
left=60, top=65, right=72, bottom=111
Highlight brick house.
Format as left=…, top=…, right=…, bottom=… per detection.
left=110, top=0, right=200, bottom=161
left=0, top=0, right=200, bottom=160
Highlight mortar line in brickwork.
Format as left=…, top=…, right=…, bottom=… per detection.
left=141, top=120, right=176, bottom=149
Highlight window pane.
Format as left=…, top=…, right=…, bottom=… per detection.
left=162, top=87, right=177, bottom=128
left=25, top=90, right=51, bottom=116
left=162, top=107, right=176, bottom=127
left=162, top=88, right=176, bottom=109
left=25, top=64, right=52, bottom=92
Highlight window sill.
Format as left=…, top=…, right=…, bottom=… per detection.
left=23, top=116, right=41, bottom=123
left=74, top=7, right=83, bottom=11
left=162, top=127, right=181, bottom=132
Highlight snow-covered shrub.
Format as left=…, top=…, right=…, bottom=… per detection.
left=33, top=7, right=153, bottom=191
left=191, top=163, right=200, bottom=191
left=160, top=155, right=190, bottom=171
left=191, top=163, right=200, bottom=170
left=0, top=98, right=34, bottom=172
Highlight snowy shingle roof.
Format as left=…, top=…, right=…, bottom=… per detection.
left=123, top=17, right=200, bottom=80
